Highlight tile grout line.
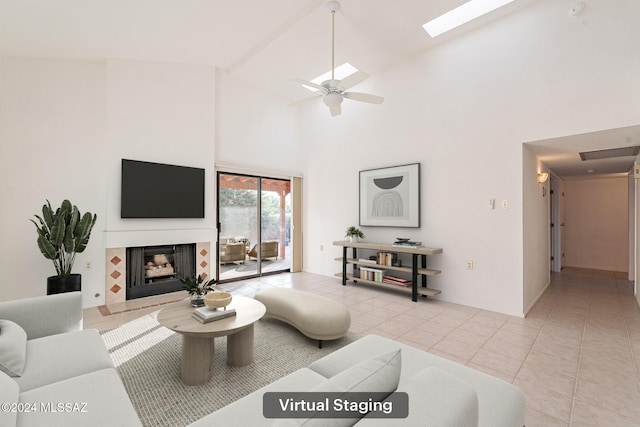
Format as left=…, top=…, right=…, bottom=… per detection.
left=512, top=298, right=555, bottom=388
left=567, top=276, right=591, bottom=427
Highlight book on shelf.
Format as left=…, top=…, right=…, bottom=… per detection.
left=192, top=306, right=237, bottom=324
left=359, top=266, right=385, bottom=282
left=376, top=251, right=398, bottom=266
left=358, top=258, right=377, bottom=264
left=382, top=276, right=411, bottom=287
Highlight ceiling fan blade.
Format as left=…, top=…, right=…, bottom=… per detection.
left=343, top=92, right=384, bottom=104
left=340, top=71, right=369, bottom=90
left=329, top=103, right=342, bottom=116
left=293, top=78, right=326, bottom=92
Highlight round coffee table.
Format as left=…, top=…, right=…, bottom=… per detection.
left=157, top=296, right=266, bottom=385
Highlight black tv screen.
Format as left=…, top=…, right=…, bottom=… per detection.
left=121, top=159, right=205, bottom=218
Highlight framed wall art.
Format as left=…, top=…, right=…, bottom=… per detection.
left=359, top=163, right=420, bottom=227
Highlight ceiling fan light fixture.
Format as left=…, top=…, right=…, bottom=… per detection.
left=323, top=92, right=343, bottom=107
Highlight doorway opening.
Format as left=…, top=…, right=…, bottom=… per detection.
left=217, top=172, right=293, bottom=282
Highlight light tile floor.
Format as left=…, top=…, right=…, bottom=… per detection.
left=85, top=267, right=640, bottom=426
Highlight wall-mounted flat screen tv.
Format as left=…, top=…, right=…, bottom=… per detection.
left=121, top=159, right=205, bottom=218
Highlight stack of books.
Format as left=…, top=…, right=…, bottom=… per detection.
left=359, top=266, right=385, bottom=282
left=192, top=306, right=237, bottom=324
left=382, top=276, right=411, bottom=287
left=376, top=252, right=398, bottom=266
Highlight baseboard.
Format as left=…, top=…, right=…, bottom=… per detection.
left=523, top=279, right=551, bottom=317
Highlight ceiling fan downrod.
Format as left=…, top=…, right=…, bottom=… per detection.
left=327, top=1, right=340, bottom=81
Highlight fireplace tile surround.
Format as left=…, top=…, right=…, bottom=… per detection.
left=105, top=242, right=210, bottom=306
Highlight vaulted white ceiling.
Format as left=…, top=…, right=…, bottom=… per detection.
left=0, top=0, right=539, bottom=102
left=1, top=0, right=636, bottom=176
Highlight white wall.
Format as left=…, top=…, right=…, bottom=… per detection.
left=0, top=57, right=107, bottom=304
left=522, top=147, right=550, bottom=314
left=215, top=70, right=302, bottom=175
left=563, top=175, right=629, bottom=272
left=0, top=57, right=217, bottom=306
left=104, top=60, right=216, bottom=248
left=300, top=0, right=640, bottom=316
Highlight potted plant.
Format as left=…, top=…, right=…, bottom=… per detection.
left=345, top=226, right=364, bottom=242
left=180, top=274, right=217, bottom=307
left=31, top=199, right=97, bottom=294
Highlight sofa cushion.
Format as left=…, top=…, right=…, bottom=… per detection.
left=309, top=335, right=525, bottom=427
left=273, top=349, right=402, bottom=427
left=357, top=367, right=479, bottom=427
left=17, top=368, right=141, bottom=427
left=0, top=292, right=82, bottom=340
left=314, top=348, right=401, bottom=394
left=15, top=329, right=114, bottom=392
left=0, top=319, right=27, bottom=376
left=0, top=371, right=19, bottom=427
left=188, top=368, right=328, bottom=427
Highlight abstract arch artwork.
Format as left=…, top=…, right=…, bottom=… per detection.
left=359, top=163, right=420, bottom=227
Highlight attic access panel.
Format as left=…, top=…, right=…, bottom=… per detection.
left=579, top=146, right=640, bottom=161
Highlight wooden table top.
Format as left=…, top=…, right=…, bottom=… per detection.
left=157, top=295, right=266, bottom=338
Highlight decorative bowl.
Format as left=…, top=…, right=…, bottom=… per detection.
left=204, top=292, right=232, bottom=309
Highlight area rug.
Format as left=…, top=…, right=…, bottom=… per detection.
left=100, top=312, right=361, bottom=427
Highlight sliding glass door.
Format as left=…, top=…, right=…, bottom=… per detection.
left=217, top=172, right=292, bottom=282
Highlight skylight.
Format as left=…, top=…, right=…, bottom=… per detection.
left=422, top=0, right=515, bottom=38
left=303, top=63, right=359, bottom=92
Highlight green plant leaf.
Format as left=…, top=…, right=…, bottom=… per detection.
left=73, top=213, right=96, bottom=253
left=50, top=215, right=65, bottom=248
left=42, top=201, right=54, bottom=227
left=60, top=199, right=72, bottom=219
left=64, top=223, right=76, bottom=253
left=37, top=235, right=58, bottom=260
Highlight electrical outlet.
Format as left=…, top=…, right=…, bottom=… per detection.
left=86, top=262, right=91, bottom=269
left=466, top=260, right=473, bottom=270
left=320, top=245, right=324, bottom=251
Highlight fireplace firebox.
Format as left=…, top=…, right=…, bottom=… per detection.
left=126, top=244, right=196, bottom=300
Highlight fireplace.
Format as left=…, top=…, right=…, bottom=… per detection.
left=105, top=242, right=210, bottom=306
left=126, top=244, right=196, bottom=300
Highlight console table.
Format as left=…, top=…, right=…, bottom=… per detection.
left=333, top=240, right=442, bottom=302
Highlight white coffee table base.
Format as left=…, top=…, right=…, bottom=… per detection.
left=181, top=335, right=215, bottom=386
left=180, top=324, right=256, bottom=385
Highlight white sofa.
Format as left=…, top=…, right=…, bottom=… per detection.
left=189, top=334, right=526, bottom=427
left=0, top=292, right=141, bottom=427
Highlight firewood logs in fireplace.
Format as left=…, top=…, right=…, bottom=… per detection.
left=145, top=253, right=175, bottom=278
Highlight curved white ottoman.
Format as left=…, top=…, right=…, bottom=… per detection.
left=254, top=288, right=351, bottom=348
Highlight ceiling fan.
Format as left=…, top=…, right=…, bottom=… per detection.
left=294, top=1, right=384, bottom=117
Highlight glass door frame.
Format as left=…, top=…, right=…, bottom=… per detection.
left=216, top=171, right=292, bottom=284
